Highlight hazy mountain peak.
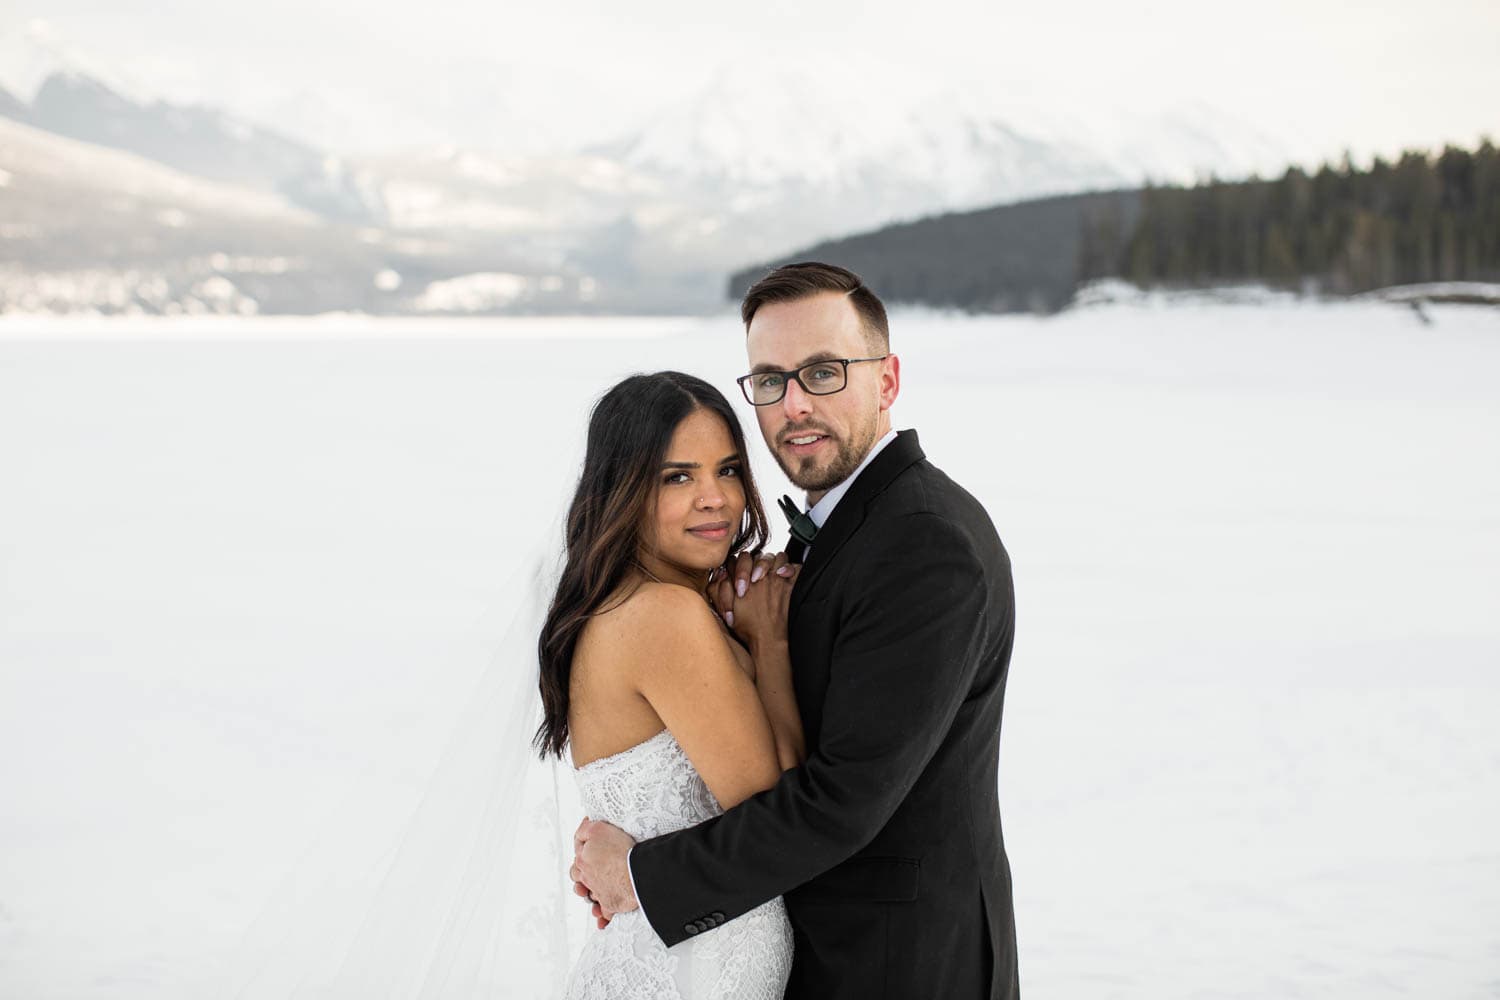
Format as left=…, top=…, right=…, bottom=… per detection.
left=0, top=18, right=146, bottom=104
left=17, top=67, right=385, bottom=225
left=0, top=82, right=28, bottom=121
left=590, top=60, right=1299, bottom=204
left=598, top=60, right=893, bottom=186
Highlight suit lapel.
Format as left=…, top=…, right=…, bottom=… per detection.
left=789, top=429, right=926, bottom=613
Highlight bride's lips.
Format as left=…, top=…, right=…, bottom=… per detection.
left=687, top=520, right=731, bottom=541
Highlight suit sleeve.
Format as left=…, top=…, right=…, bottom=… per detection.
left=628, top=510, right=992, bottom=946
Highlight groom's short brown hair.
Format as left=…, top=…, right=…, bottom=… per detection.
left=740, top=262, right=890, bottom=351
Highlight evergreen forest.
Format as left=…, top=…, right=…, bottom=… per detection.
left=732, top=140, right=1500, bottom=312
left=1082, top=141, right=1500, bottom=294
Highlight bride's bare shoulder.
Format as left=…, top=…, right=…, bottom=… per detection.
left=593, top=580, right=717, bottom=634
left=579, top=581, right=722, bottom=667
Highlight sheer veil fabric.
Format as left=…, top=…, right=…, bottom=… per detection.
left=224, top=551, right=587, bottom=999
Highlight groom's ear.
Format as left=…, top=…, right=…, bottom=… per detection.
left=878, top=354, right=901, bottom=412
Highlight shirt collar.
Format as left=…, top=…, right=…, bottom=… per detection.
left=806, top=428, right=900, bottom=530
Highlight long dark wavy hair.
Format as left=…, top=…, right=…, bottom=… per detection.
left=534, top=371, right=769, bottom=759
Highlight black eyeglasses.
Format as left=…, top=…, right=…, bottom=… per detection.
left=736, top=356, right=889, bottom=406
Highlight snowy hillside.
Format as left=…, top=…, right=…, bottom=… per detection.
left=0, top=116, right=313, bottom=223
left=0, top=118, right=577, bottom=315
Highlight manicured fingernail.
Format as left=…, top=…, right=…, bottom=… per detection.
left=751, top=565, right=765, bottom=583
left=736, top=580, right=747, bottom=597
left=776, top=565, right=793, bottom=577
left=724, top=611, right=734, bottom=627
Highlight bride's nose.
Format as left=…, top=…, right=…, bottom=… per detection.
left=696, top=486, right=725, bottom=510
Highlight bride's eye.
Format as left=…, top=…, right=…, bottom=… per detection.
left=664, top=471, right=690, bottom=485
left=719, top=464, right=740, bottom=478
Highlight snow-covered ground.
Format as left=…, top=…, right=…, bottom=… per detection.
left=1, top=301, right=1497, bottom=999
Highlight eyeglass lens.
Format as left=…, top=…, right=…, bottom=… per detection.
left=746, top=361, right=846, bottom=404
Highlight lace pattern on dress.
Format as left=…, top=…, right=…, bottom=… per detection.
left=563, top=729, right=792, bottom=1000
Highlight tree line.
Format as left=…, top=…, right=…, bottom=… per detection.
left=732, top=140, right=1499, bottom=314
left=729, top=190, right=1143, bottom=314
left=1080, top=140, right=1500, bottom=293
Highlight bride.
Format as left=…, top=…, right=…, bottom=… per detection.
left=534, top=371, right=802, bottom=999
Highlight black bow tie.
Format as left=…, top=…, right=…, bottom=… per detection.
left=778, top=495, right=817, bottom=563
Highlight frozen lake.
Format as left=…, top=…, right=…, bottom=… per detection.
left=1, top=302, right=1498, bottom=998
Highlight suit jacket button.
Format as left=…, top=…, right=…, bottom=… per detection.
left=695, top=918, right=710, bottom=931
left=710, top=911, right=725, bottom=921
left=684, top=923, right=699, bottom=935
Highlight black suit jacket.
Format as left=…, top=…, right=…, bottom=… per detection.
left=631, top=430, right=1019, bottom=1000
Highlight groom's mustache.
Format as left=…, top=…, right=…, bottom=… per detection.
left=776, top=422, right=837, bottom=446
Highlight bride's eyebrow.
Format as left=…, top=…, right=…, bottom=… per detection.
left=661, top=454, right=740, bottom=470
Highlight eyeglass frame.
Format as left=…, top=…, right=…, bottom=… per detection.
left=735, top=355, right=890, bottom=406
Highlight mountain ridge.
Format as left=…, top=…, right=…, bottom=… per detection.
left=0, top=63, right=1310, bottom=315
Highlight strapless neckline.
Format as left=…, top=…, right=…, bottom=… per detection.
left=572, top=727, right=675, bottom=773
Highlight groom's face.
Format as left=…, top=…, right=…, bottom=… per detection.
left=745, top=292, right=896, bottom=498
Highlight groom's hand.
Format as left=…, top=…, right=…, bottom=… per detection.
left=570, top=869, right=614, bottom=929
left=572, top=817, right=639, bottom=927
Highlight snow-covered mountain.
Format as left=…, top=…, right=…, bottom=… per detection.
left=0, top=42, right=1312, bottom=315
left=985, top=93, right=1313, bottom=186
left=0, top=24, right=382, bottom=222
left=0, top=17, right=145, bottom=107
left=0, top=117, right=576, bottom=315
left=597, top=61, right=1301, bottom=204
left=21, top=72, right=384, bottom=223
left=0, top=83, right=27, bottom=121
left=0, top=114, right=317, bottom=314
left=0, top=115, right=312, bottom=225
left=599, top=64, right=1124, bottom=198
left=561, top=63, right=1304, bottom=292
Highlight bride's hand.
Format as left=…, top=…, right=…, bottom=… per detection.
left=708, top=563, right=737, bottom=625
left=708, top=553, right=755, bottom=627
left=724, top=551, right=796, bottom=652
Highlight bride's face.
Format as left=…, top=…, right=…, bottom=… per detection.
left=640, top=407, right=746, bottom=580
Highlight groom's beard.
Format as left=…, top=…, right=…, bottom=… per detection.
left=772, top=418, right=879, bottom=494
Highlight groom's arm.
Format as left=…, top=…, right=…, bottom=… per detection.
left=628, top=510, right=1001, bottom=947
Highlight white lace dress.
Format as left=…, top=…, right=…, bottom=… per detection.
left=564, top=729, right=793, bottom=1000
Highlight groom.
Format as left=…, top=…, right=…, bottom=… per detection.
left=574, top=262, right=1019, bottom=999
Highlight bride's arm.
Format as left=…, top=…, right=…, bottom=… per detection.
left=730, top=557, right=805, bottom=770
left=609, top=583, right=786, bottom=810
left=749, top=635, right=803, bottom=770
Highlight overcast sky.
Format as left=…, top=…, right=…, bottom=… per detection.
left=2, top=1, right=1495, bottom=160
